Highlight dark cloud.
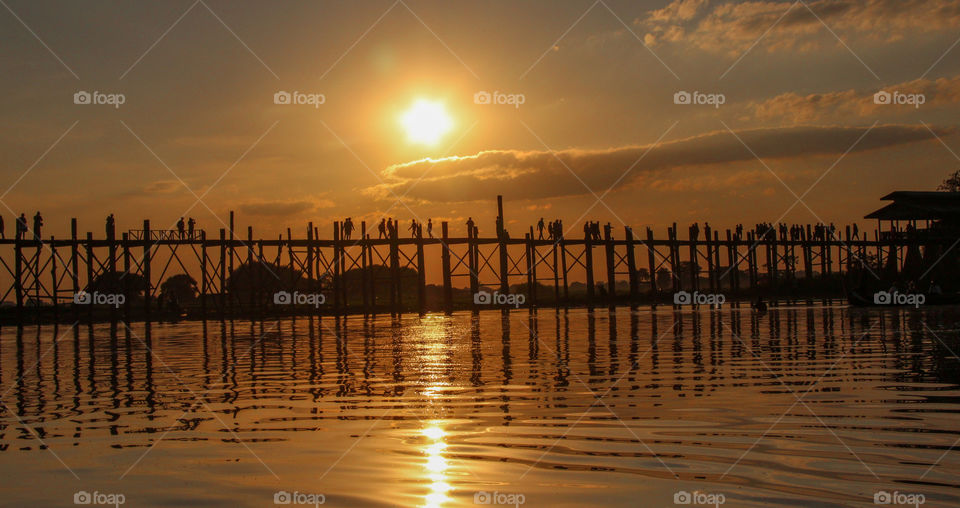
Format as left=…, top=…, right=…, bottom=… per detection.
left=367, top=124, right=949, bottom=203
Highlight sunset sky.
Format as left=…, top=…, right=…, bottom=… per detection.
left=2, top=0, right=960, bottom=239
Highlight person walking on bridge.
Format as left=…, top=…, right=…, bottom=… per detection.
left=106, top=214, right=115, bottom=239
left=537, top=218, right=545, bottom=240
left=32, top=211, right=43, bottom=241
left=343, top=217, right=355, bottom=240
left=188, top=217, right=196, bottom=239
left=15, top=213, right=26, bottom=240
left=176, top=217, right=185, bottom=239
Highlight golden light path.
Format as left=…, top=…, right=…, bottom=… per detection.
left=420, top=315, right=454, bottom=507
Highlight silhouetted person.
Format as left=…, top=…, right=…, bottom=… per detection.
left=343, top=217, right=354, bottom=240
left=188, top=217, right=196, bottom=239
left=603, top=222, right=612, bottom=240
left=427, top=218, right=433, bottom=238
left=15, top=213, right=26, bottom=240
left=176, top=217, right=185, bottom=239
left=32, top=211, right=42, bottom=241
left=466, top=217, right=475, bottom=237
left=0, top=214, right=5, bottom=239
left=378, top=218, right=386, bottom=239
left=537, top=218, right=545, bottom=240
left=106, top=213, right=115, bottom=239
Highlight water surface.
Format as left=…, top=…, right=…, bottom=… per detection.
left=2, top=306, right=960, bottom=507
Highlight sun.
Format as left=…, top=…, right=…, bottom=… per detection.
left=400, top=99, right=453, bottom=146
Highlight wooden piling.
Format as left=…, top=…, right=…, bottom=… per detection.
left=14, top=236, right=22, bottom=317
left=218, top=228, right=226, bottom=315
left=389, top=220, right=400, bottom=315
left=441, top=222, right=452, bottom=313
left=200, top=230, right=207, bottom=315
left=143, top=220, right=151, bottom=316
left=416, top=226, right=426, bottom=314
left=646, top=228, right=658, bottom=297
left=360, top=221, right=369, bottom=314
left=625, top=227, right=638, bottom=306
left=585, top=230, right=595, bottom=304
left=526, top=228, right=537, bottom=307
left=552, top=240, right=560, bottom=305
left=333, top=222, right=342, bottom=314
left=604, top=226, right=615, bottom=306
left=70, top=219, right=79, bottom=317
left=122, top=233, right=131, bottom=317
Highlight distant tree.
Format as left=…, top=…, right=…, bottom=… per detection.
left=87, top=270, right=148, bottom=299
left=655, top=268, right=672, bottom=289
left=160, top=274, right=198, bottom=304
left=226, top=261, right=319, bottom=294
left=938, top=170, right=960, bottom=191
left=636, top=268, right=650, bottom=282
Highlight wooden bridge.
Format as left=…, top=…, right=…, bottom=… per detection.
left=0, top=199, right=954, bottom=322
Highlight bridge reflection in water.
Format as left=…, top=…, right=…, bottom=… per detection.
left=0, top=306, right=959, bottom=506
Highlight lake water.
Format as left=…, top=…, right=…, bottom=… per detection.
left=2, top=306, right=960, bottom=507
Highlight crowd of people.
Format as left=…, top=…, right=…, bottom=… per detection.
left=0, top=212, right=44, bottom=241
left=8, top=212, right=865, bottom=247
left=0, top=213, right=205, bottom=242
left=373, top=218, right=435, bottom=239
left=741, top=222, right=842, bottom=242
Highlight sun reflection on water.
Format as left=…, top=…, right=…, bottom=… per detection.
left=422, top=422, right=451, bottom=508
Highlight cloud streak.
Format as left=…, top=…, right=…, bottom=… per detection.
left=641, top=0, right=960, bottom=55
left=238, top=198, right=334, bottom=217
left=368, top=124, right=948, bottom=203
left=750, top=75, right=960, bottom=123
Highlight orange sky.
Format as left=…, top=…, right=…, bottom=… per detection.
left=2, top=0, right=960, bottom=240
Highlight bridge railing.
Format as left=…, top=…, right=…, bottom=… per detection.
left=127, top=230, right=203, bottom=241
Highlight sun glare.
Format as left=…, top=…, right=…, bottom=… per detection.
left=400, top=99, right=453, bottom=146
